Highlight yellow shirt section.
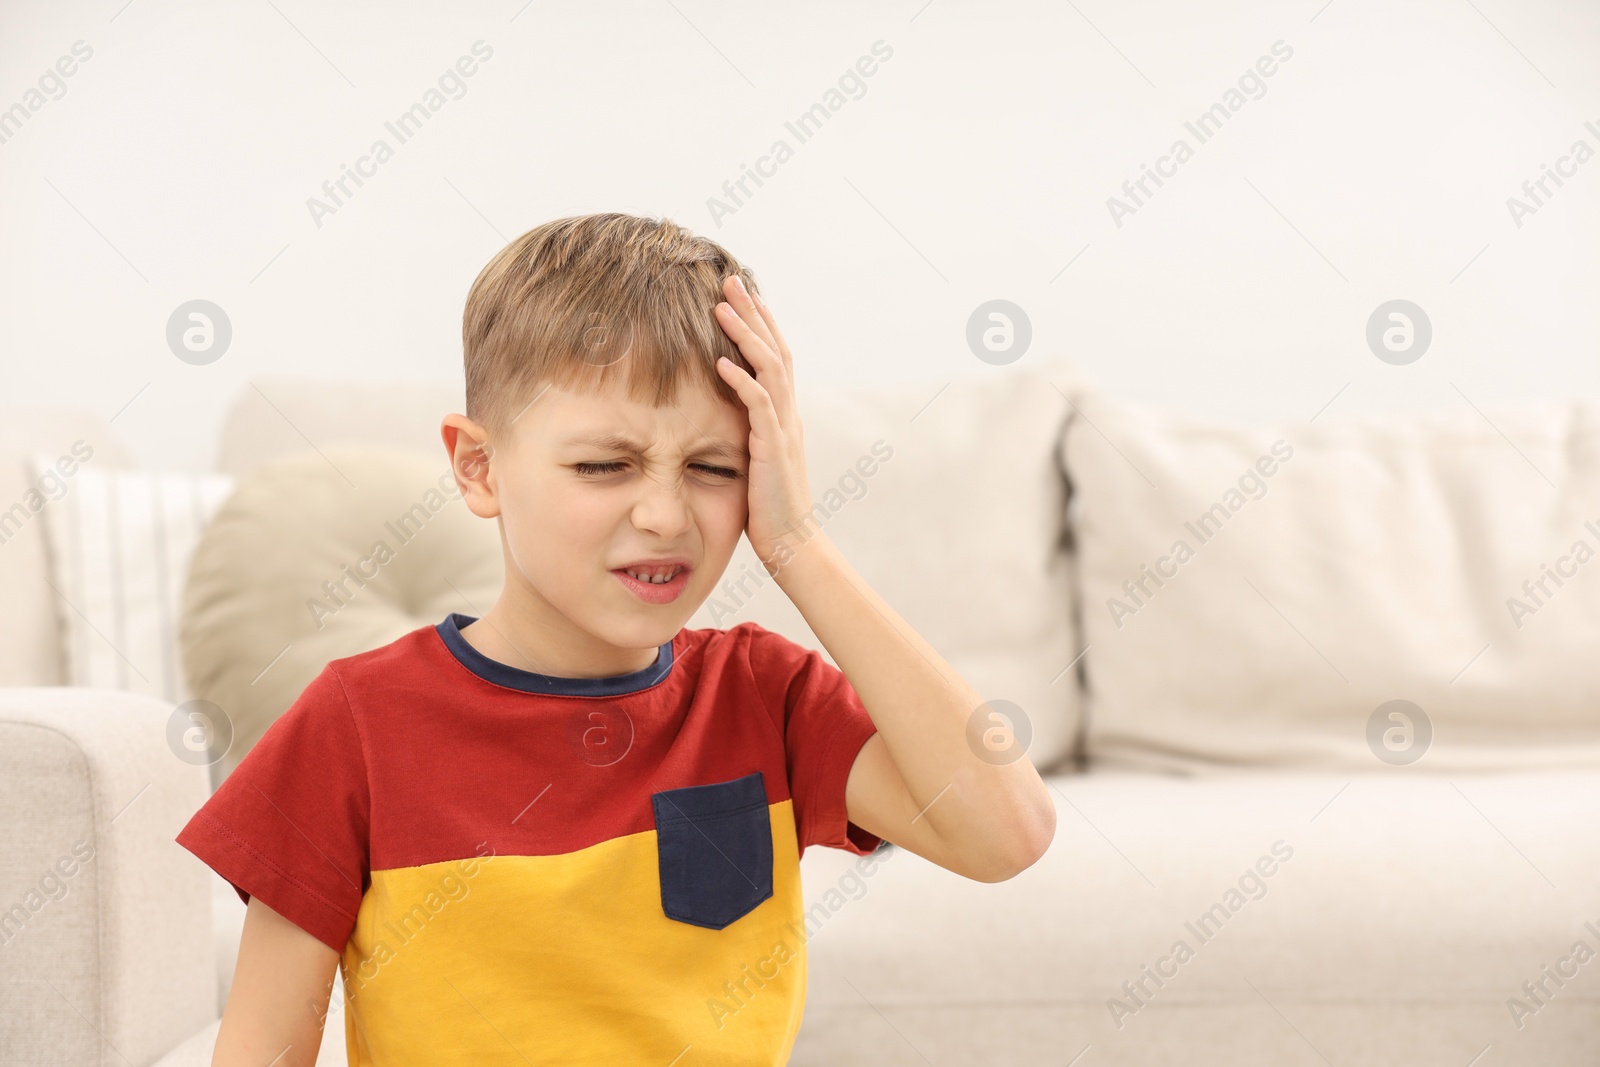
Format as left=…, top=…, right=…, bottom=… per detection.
left=337, top=800, right=808, bottom=1066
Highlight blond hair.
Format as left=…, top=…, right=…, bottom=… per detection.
left=461, top=212, right=760, bottom=438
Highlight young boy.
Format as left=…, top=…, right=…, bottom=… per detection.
left=176, top=212, right=1055, bottom=1065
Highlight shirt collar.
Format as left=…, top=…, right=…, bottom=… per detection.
left=435, top=612, right=674, bottom=696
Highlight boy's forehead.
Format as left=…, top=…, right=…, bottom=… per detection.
left=556, top=427, right=749, bottom=464
left=522, top=381, right=749, bottom=456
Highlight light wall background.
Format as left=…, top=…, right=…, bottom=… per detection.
left=2, top=0, right=1598, bottom=472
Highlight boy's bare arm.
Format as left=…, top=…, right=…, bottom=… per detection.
left=780, top=534, right=1056, bottom=881
left=710, top=276, right=1057, bottom=882
left=213, top=896, right=341, bottom=1067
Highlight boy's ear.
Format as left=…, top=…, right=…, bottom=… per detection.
left=441, top=413, right=500, bottom=519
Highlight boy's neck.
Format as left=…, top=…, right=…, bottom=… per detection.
left=457, top=601, right=662, bottom=680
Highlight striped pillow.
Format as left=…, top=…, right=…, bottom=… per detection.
left=29, top=455, right=234, bottom=705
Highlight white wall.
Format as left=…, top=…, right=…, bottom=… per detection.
left=2, top=0, right=1597, bottom=471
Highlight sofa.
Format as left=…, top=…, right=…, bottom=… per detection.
left=3, top=360, right=1598, bottom=1066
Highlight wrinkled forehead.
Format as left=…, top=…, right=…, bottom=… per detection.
left=507, top=379, right=749, bottom=459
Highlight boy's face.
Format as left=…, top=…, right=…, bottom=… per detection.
left=449, top=373, right=751, bottom=670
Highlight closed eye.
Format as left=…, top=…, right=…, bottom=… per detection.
left=573, top=461, right=741, bottom=479
left=572, top=461, right=626, bottom=475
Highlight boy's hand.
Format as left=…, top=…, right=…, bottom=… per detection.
left=712, top=277, right=1057, bottom=884
left=712, top=274, right=819, bottom=571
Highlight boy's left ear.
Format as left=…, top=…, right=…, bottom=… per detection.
left=441, top=413, right=500, bottom=519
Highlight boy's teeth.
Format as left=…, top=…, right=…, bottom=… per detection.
left=627, top=567, right=679, bottom=583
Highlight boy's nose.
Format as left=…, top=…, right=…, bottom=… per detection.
left=628, top=475, right=694, bottom=538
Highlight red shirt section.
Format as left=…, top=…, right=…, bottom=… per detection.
left=176, top=616, right=883, bottom=953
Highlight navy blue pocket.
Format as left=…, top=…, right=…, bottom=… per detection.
left=651, top=771, right=773, bottom=930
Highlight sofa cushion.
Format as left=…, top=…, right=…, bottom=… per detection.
left=213, top=378, right=464, bottom=482
left=794, top=769, right=1600, bottom=1066
left=179, top=447, right=504, bottom=784
left=1062, top=389, right=1600, bottom=771
left=0, top=409, right=131, bottom=687
left=28, top=456, right=235, bottom=706
left=692, top=359, right=1090, bottom=773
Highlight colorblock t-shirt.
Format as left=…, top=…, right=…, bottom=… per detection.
left=175, top=613, right=884, bottom=1065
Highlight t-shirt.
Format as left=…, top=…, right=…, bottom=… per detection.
left=175, top=612, right=884, bottom=1065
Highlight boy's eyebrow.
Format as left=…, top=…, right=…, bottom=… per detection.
left=560, top=431, right=749, bottom=464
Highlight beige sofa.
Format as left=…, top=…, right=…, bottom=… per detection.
left=3, top=364, right=1598, bottom=1066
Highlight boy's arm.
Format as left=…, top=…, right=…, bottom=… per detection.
left=710, top=276, right=1057, bottom=883
left=212, top=896, right=341, bottom=1067
left=776, top=533, right=1056, bottom=882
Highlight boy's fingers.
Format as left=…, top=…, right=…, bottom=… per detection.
left=716, top=302, right=774, bottom=365
left=716, top=303, right=795, bottom=426
left=717, top=303, right=784, bottom=385
left=747, top=290, right=793, bottom=373
left=719, top=276, right=799, bottom=430
left=718, top=355, right=780, bottom=437
left=724, top=275, right=779, bottom=358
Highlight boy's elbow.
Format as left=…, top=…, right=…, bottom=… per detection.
left=1006, top=786, right=1059, bottom=876
left=1022, top=805, right=1058, bottom=871
left=969, top=807, right=1057, bottom=883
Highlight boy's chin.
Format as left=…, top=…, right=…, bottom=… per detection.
left=588, top=604, right=692, bottom=650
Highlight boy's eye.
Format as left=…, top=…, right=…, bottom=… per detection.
left=572, top=461, right=741, bottom=479
left=693, top=464, right=741, bottom=479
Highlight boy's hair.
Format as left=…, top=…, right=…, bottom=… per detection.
left=461, top=212, right=761, bottom=440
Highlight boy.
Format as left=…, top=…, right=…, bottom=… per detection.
left=177, top=212, right=1055, bottom=1065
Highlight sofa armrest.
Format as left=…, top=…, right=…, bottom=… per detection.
left=139, top=884, right=349, bottom=1067
left=0, top=687, right=217, bottom=1067
left=150, top=988, right=350, bottom=1067
left=146, top=1019, right=221, bottom=1067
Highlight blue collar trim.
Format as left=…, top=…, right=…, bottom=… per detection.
left=435, top=613, right=674, bottom=696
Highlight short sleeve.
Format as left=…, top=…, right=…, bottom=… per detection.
left=744, top=624, right=883, bottom=857
left=175, top=663, right=370, bottom=953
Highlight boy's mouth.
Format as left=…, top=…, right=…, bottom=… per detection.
left=610, top=559, right=692, bottom=604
